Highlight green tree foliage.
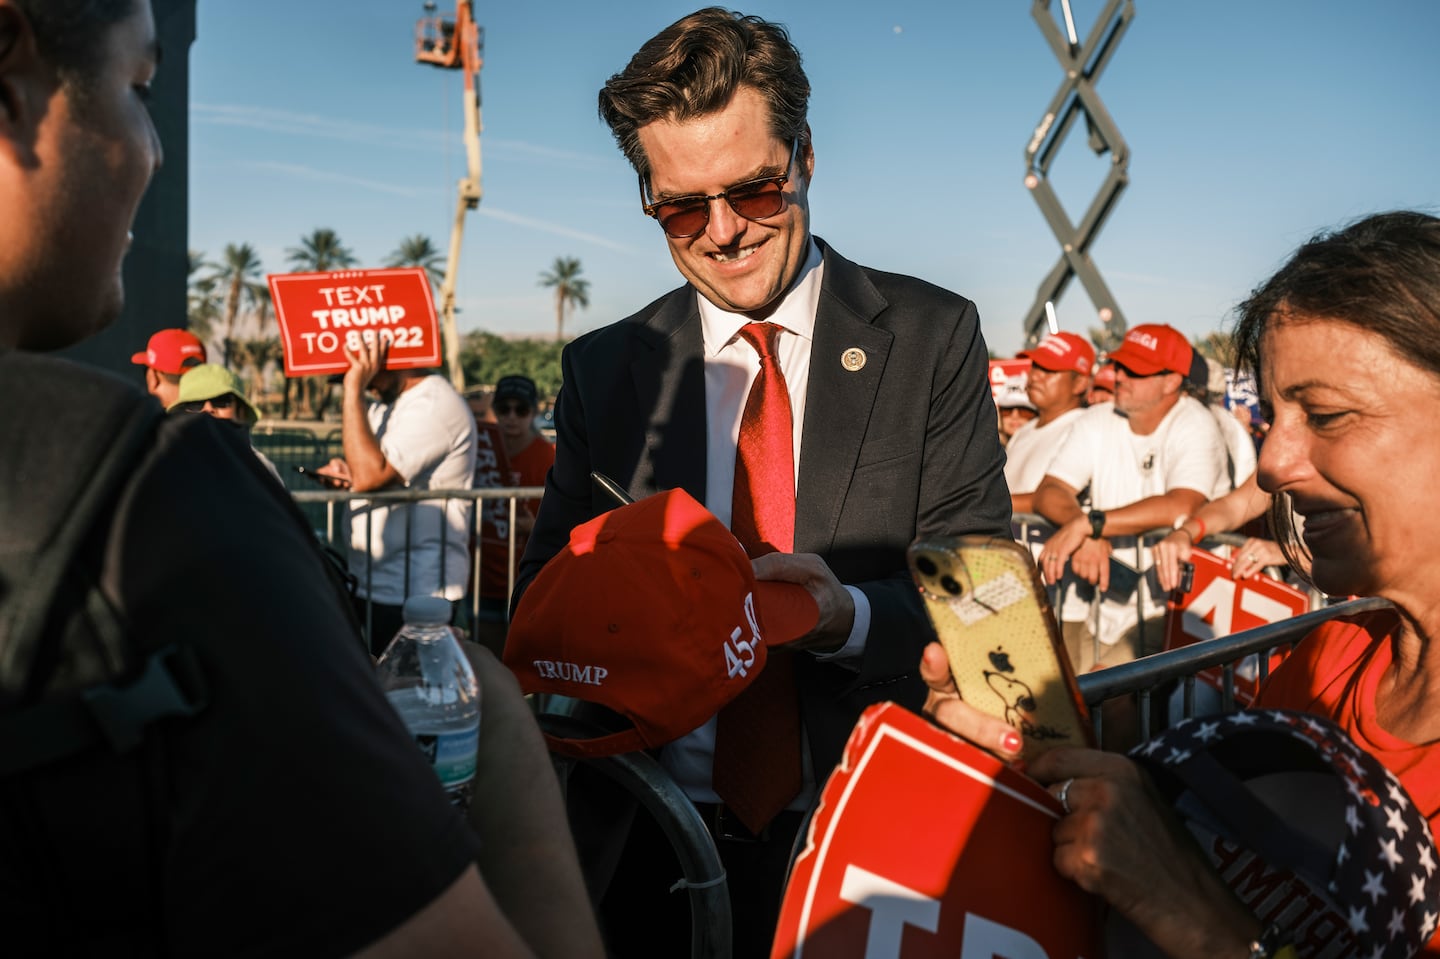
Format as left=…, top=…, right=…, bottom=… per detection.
left=210, top=242, right=266, bottom=368
left=538, top=256, right=590, bottom=342
left=459, top=331, right=565, bottom=399
left=284, top=228, right=356, bottom=419
left=385, top=234, right=445, bottom=288
left=286, top=228, right=357, bottom=272
left=1193, top=330, right=1236, bottom=367
left=186, top=249, right=221, bottom=344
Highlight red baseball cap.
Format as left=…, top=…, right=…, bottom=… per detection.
left=130, top=329, right=207, bottom=375
left=1018, top=332, right=1095, bottom=375
left=1091, top=364, right=1116, bottom=392
left=505, top=488, right=820, bottom=758
left=1107, top=323, right=1192, bottom=377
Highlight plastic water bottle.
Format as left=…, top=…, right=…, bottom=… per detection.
left=375, top=596, right=480, bottom=812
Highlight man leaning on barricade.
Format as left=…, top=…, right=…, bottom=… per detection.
left=0, top=0, right=600, bottom=953
left=317, top=335, right=477, bottom=655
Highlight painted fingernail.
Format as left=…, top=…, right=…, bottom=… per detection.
left=1001, top=730, right=1022, bottom=754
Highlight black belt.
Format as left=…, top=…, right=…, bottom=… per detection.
left=693, top=802, right=803, bottom=844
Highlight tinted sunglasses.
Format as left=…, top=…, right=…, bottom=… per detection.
left=178, top=394, right=237, bottom=414
left=640, top=138, right=800, bottom=239
left=494, top=402, right=532, bottom=416
left=1112, top=362, right=1165, bottom=379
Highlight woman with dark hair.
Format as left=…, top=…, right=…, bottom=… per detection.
left=925, top=211, right=1440, bottom=957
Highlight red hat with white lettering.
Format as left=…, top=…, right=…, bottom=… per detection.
left=504, top=488, right=819, bottom=758
left=1106, top=323, right=1192, bottom=377
left=130, top=328, right=207, bottom=375
left=1019, top=332, right=1095, bottom=375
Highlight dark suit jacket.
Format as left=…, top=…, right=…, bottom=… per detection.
left=516, top=238, right=1010, bottom=776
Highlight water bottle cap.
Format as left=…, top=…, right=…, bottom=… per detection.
left=402, top=595, right=452, bottom=625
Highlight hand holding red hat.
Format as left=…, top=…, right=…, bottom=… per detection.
left=748, top=551, right=854, bottom=652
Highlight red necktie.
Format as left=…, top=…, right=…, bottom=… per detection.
left=713, top=322, right=803, bottom=834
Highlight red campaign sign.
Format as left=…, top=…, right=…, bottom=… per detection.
left=1162, top=548, right=1309, bottom=705
left=772, top=702, right=1100, bottom=959
left=988, top=358, right=1031, bottom=400
left=267, top=267, right=442, bottom=377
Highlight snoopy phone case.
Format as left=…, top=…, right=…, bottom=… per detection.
left=908, top=535, right=1091, bottom=758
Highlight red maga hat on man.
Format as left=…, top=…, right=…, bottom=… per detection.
left=130, top=328, right=206, bottom=375
left=1107, top=323, right=1192, bottom=377
left=505, top=488, right=819, bottom=758
left=1019, top=331, right=1095, bottom=375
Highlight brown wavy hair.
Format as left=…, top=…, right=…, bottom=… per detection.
left=1233, top=210, right=1440, bottom=582
left=598, top=7, right=810, bottom=180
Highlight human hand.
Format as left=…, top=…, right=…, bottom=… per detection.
left=1067, top=536, right=1112, bottom=590
left=1151, top=530, right=1195, bottom=593
left=1027, top=747, right=1260, bottom=957
left=342, top=333, right=391, bottom=394
left=314, top=457, right=352, bottom=490
left=749, top=552, right=854, bottom=652
left=919, top=642, right=1024, bottom=761
left=1230, top=538, right=1286, bottom=580
left=1039, top=517, right=1092, bottom=585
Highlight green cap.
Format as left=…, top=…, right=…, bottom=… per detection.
left=168, top=364, right=261, bottom=423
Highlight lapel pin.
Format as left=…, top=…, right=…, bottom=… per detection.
left=841, top=348, right=867, bottom=372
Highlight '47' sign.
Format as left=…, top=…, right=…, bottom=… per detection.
left=1162, top=548, right=1309, bottom=705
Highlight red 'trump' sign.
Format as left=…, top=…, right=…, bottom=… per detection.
left=267, top=267, right=442, bottom=377
left=772, top=702, right=1100, bottom=958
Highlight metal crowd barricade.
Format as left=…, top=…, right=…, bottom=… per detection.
left=1010, top=512, right=1347, bottom=746
left=537, top=707, right=732, bottom=959
left=1076, top=596, right=1392, bottom=747
left=291, top=486, right=544, bottom=649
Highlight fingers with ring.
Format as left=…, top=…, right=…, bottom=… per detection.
left=1056, top=777, right=1075, bottom=814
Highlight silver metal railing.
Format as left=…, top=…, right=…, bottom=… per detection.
left=292, top=487, right=544, bottom=648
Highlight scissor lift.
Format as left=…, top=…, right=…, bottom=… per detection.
left=1021, top=0, right=1135, bottom=348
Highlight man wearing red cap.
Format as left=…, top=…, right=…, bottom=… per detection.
left=130, top=327, right=205, bottom=408
left=1005, top=331, right=1095, bottom=514
left=1033, top=323, right=1230, bottom=672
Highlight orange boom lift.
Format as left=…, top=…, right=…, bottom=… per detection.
left=415, top=1, right=483, bottom=389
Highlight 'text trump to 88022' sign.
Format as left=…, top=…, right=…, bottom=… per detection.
left=268, top=268, right=442, bottom=377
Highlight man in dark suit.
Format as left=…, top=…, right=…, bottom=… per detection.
left=515, top=8, right=1010, bottom=954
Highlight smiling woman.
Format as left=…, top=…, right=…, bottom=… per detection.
left=923, top=211, right=1440, bottom=959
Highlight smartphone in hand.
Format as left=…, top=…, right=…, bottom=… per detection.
left=294, top=465, right=350, bottom=489
left=909, top=535, right=1091, bottom=759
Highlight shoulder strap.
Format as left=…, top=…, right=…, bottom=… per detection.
left=0, top=352, right=207, bottom=772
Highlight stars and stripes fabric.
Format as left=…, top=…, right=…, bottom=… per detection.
left=1131, top=709, right=1438, bottom=958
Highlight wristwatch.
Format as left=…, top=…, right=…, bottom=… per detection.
left=1087, top=509, right=1106, bottom=539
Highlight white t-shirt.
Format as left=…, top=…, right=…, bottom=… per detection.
left=1004, top=405, right=1086, bottom=496
left=347, top=374, right=477, bottom=604
left=1211, top=402, right=1258, bottom=487
left=1042, top=395, right=1231, bottom=638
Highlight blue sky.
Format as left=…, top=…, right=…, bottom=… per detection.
left=190, top=1, right=1438, bottom=357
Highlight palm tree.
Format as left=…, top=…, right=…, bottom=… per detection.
left=186, top=249, right=222, bottom=344
left=210, top=243, right=266, bottom=368
left=286, top=229, right=357, bottom=420
left=385, top=234, right=445, bottom=289
left=538, top=256, right=590, bottom=342
left=286, top=228, right=357, bottom=272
